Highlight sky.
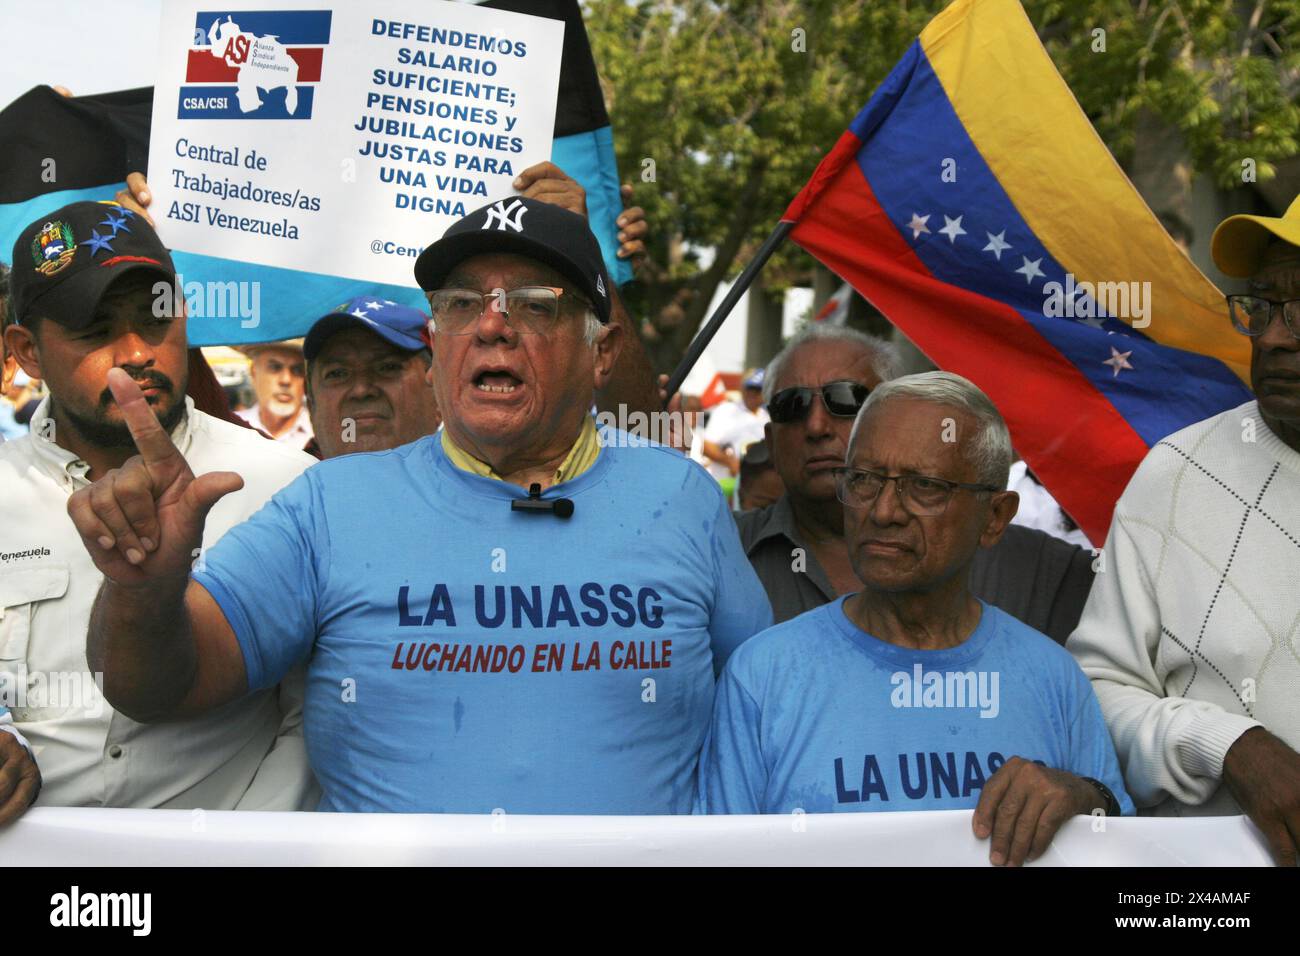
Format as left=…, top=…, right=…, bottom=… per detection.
left=0, top=0, right=163, bottom=106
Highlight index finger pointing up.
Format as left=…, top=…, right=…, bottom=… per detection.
left=106, top=367, right=182, bottom=467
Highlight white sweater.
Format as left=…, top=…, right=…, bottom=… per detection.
left=1069, top=400, right=1300, bottom=816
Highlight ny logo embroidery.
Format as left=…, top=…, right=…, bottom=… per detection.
left=482, top=198, right=528, bottom=232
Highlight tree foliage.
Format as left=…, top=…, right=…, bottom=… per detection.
left=1035, top=0, right=1299, bottom=186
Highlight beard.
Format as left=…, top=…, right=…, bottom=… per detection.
left=263, top=395, right=303, bottom=419
left=52, top=370, right=186, bottom=450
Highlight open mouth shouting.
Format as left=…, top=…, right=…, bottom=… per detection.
left=472, top=365, right=525, bottom=396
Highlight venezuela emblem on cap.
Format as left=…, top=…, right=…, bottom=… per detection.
left=31, top=220, right=77, bottom=276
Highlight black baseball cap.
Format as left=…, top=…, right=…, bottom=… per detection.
left=10, top=201, right=176, bottom=331
left=413, top=196, right=612, bottom=324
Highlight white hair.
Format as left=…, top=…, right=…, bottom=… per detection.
left=762, top=324, right=901, bottom=403
left=849, top=371, right=1013, bottom=488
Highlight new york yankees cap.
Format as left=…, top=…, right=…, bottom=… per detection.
left=413, top=196, right=612, bottom=324
left=10, top=200, right=176, bottom=331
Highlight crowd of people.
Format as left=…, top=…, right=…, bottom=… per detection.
left=1, top=159, right=1298, bottom=866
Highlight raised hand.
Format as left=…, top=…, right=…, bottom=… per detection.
left=113, top=172, right=154, bottom=227
left=514, top=161, right=588, bottom=218
left=66, top=368, right=244, bottom=586
left=616, top=184, right=649, bottom=265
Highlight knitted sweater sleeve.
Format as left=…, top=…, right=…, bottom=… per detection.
left=1067, top=508, right=1262, bottom=808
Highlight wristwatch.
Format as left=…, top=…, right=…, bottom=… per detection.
left=1079, top=776, right=1121, bottom=816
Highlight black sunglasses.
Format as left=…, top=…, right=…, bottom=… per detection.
left=768, top=381, right=872, bottom=424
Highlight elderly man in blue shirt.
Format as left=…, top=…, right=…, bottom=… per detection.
left=69, top=197, right=772, bottom=814
left=698, top=371, right=1131, bottom=866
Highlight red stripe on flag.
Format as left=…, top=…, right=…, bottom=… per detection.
left=783, top=129, right=862, bottom=223
left=185, top=48, right=323, bottom=83
left=789, top=158, right=1149, bottom=544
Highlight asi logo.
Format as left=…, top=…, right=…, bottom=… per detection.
left=178, top=10, right=332, bottom=120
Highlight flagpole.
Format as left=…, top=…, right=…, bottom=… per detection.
left=663, top=220, right=795, bottom=404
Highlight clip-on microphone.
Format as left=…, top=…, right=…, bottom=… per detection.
left=511, top=483, right=575, bottom=519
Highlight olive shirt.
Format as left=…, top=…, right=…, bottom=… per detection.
left=734, top=495, right=1095, bottom=645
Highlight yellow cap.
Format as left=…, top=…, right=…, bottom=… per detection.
left=1211, top=193, right=1300, bottom=278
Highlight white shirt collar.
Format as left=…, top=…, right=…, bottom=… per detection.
left=236, top=404, right=313, bottom=444
left=26, top=394, right=198, bottom=482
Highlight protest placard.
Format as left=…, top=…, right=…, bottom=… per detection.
left=147, top=0, right=563, bottom=287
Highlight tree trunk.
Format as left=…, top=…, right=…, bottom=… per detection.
left=744, top=273, right=785, bottom=370
left=811, top=262, right=839, bottom=314
left=846, top=292, right=892, bottom=338
left=1129, top=107, right=1195, bottom=252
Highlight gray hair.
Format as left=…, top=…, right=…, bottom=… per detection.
left=762, top=324, right=901, bottom=403
left=849, top=371, right=1013, bottom=488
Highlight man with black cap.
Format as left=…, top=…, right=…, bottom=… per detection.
left=70, top=195, right=772, bottom=814
left=0, top=201, right=317, bottom=811
left=301, top=295, right=441, bottom=459
left=1070, top=194, right=1300, bottom=865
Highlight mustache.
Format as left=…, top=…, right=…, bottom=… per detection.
left=98, top=370, right=174, bottom=408
left=339, top=400, right=392, bottom=419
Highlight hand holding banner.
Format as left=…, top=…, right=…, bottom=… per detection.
left=148, top=0, right=564, bottom=289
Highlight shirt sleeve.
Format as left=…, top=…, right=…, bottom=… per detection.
left=0, top=706, right=32, bottom=755
left=706, top=488, right=773, bottom=675
left=1062, top=662, right=1137, bottom=815
left=1043, top=541, right=1096, bottom=646
left=193, top=469, right=328, bottom=693
left=695, top=660, right=767, bottom=814
left=1067, top=512, right=1260, bottom=807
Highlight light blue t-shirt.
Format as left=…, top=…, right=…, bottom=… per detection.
left=697, top=596, right=1133, bottom=815
left=194, top=429, right=773, bottom=814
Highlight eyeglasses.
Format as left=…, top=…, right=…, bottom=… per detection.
left=1226, top=295, right=1300, bottom=340
left=833, top=466, right=1002, bottom=517
left=427, top=286, right=590, bottom=335
left=767, top=381, right=871, bottom=424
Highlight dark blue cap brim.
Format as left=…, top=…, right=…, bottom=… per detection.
left=304, top=312, right=427, bottom=361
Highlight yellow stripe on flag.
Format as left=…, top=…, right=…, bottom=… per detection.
left=920, top=0, right=1250, bottom=383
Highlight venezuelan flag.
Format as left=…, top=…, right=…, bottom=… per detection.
left=783, top=0, right=1252, bottom=545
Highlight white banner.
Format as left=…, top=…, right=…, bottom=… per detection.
left=1, top=808, right=1272, bottom=866
left=148, top=0, right=563, bottom=286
